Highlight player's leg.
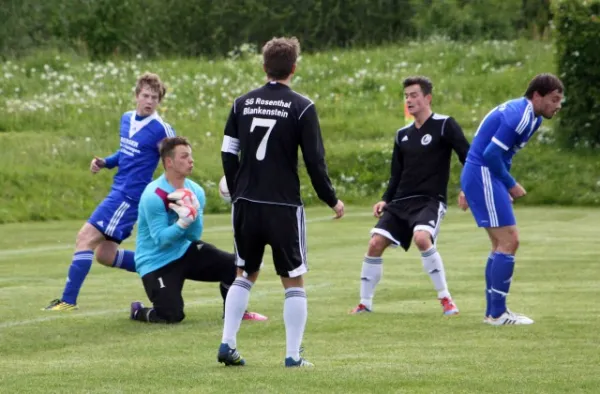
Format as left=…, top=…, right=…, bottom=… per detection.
left=131, top=259, right=186, bottom=324
left=93, top=199, right=138, bottom=272
left=270, top=205, right=312, bottom=367
left=411, top=199, right=458, bottom=316
left=351, top=203, right=410, bottom=313
left=183, top=241, right=267, bottom=321
left=44, top=194, right=136, bottom=310
left=483, top=232, right=500, bottom=321
left=485, top=225, right=532, bottom=325
left=43, top=222, right=105, bottom=311
left=94, top=240, right=135, bottom=272
left=218, top=200, right=263, bottom=366
left=462, top=165, right=532, bottom=325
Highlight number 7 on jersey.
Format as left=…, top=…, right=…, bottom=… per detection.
left=250, top=117, right=277, bottom=161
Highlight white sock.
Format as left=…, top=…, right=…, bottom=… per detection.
left=284, top=287, right=307, bottom=361
left=360, top=255, right=383, bottom=310
left=221, top=277, right=253, bottom=349
left=421, top=247, right=451, bottom=299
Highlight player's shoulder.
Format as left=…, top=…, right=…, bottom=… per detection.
left=148, top=113, right=176, bottom=137
left=394, top=123, right=414, bottom=143
left=288, top=88, right=314, bottom=107
left=140, top=177, right=164, bottom=203
left=231, top=86, right=264, bottom=111
left=499, top=97, right=532, bottom=115
left=431, top=113, right=450, bottom=121
left=120, top=110, right=135, bottom=122
left=498, top=97, right=533, bottom=127
left=184, top=178, right=205, bottom=195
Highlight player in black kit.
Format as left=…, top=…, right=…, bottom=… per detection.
left=217, top=36, right=344, bottom=368
left=350, top=76, right=470, bottom=317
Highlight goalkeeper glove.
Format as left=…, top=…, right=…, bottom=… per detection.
left=168, top=200, right=198, bottom=229
left=167, top=189, right=200, bottom=211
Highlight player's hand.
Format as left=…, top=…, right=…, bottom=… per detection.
left=509, top=183, right=527, bottom=200
left=168, top=190, right=200, bottom=211
left=90, top=156, right=106, bottom=174
left=332, top=200, right=345, bottom=219
left=457, top=191, right=469, bottom=211
left=373, top=201, right=386, bottom=218
left=169, top=200, right=198, bottom=229
left=188, top=193, right=200, bottom=210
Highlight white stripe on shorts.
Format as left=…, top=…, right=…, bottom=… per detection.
left=105, top=202, right=130, bottom=237
left=289, top=206, right=308, bottom=278
left=481, top=167, right=498, bottom=227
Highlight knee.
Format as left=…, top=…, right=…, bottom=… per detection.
left=498, top=233, right=519, bottom=254
left=413, top=231, right=433, bottom=251
left=75, top=228, right=94, bottom=250
left=367, top=235, right=389, bottom=256
left=159, top=308, right=185, bottom=324
left=95, top=244, right=115, bottom=266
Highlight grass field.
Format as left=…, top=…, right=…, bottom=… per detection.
left=1, top=205, right=599, bottom=393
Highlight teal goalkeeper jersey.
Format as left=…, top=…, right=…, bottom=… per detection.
left=135, top=174, right=206, bottom=277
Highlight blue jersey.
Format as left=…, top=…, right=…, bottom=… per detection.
left=135, top=174, right=206, bottom=277
left=466, top=97, right=542, bottom=169
left=104, top=111, right=176, bottom=202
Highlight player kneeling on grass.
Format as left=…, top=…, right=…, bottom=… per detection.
left=130, top=136, right=266, bottom=323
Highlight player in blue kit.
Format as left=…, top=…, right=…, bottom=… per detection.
left=130, top=137, right=266, bottom=323
left=460, top=73, right=564, bottom=325
left=44, top=72, right=175, bottom=311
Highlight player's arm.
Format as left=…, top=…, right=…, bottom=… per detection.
left=183, top=185, right=206, bottom=242
left=140, top=192, right=188, bottom=249
left=221, top=103, right=240, bottom=196
left=103, top=150, right=120, bottom=169
left=443, top=117, right=470, bottom=165
left=482, top=113, right=521, bottom=189
left=298, top=103, right=338, bottom=208
left=381, top=135, right=403, bottom=203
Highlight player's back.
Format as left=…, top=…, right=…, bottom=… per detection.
left=112, top=111, right=175, bottom=201
left=466, top=97, right=540, bottom=167
left=230, top=82, right=313, bottom=206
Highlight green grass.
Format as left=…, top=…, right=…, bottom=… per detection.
left=1, top=206, right=600, bottom=393
left=2, top=39, right=599, bottom=223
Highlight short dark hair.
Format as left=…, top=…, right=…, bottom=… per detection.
left=262, top=37, right=300, bottom=80
left=159, top=136, right=191, bottom=167
left=403, top=76, right=433, bottom=96
left=524, top=73, right=564, bottom=99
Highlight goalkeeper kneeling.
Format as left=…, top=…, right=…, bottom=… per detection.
left=130, top=136, right=267, bottom=323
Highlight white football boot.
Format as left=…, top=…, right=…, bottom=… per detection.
left=486, top=309, right=534, bottom=325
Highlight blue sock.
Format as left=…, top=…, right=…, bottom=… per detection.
left=490, top=252, right=515, bottom=318
left=485, top=253, right=494, bottom=317
left=62, top=250, right=94, bottom=305
left=112, top=249, right=136, bottom=273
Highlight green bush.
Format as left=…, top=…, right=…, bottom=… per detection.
left=554, top=0, right=600, bottom=149
left=1, top=0, right=553, bottom=59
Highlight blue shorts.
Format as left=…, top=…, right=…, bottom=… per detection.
left=460, top=162, right=516, bottom=228
left=88, top=190, right=139, bottom=243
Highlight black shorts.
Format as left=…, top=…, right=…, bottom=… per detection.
left=372, top=196, right=447, bottom=251
left=232, top=199, right=307, bottom=278
left=140, top=241, right=236, bottom=323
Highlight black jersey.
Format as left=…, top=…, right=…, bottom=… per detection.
left=382, top=113, right=470, bottom=204
left=221, top=82, right=338, bottom=207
